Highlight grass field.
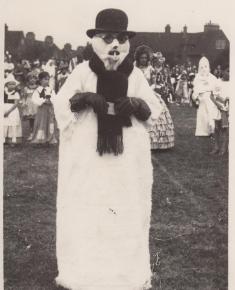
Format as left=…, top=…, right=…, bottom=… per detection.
left=4, top=105, right=228, bottom=290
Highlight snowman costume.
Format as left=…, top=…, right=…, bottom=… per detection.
left=54, top=9, right=163, bottom=290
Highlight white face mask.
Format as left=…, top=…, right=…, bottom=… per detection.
left=91, top=35, right=130, bottom=71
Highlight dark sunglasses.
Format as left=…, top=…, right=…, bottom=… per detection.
left=97, top=33, right=129, bottom=44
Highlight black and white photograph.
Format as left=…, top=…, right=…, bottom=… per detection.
left=2, top=0, right=232, bottom=289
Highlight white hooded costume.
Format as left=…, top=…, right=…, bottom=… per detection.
left=53, top=27, right=163, bottom=290
left=192, top=57, right=221, bottom=136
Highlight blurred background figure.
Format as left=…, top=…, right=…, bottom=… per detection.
left=4, top=77, right=22, bottom=145
left=209, top=69, right=229, bottom=155
left=175, top=71, right=189, bottom=105
left=192, top=57, right=221, bottom=137
left=21, top=71, right=39, bottom=141
left=43, top=59, right=57, bottom=90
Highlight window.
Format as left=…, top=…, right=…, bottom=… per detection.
left=215, top=39, right=226, bottom=49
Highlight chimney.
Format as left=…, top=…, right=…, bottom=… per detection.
left=165, top=24, right=171, bottom=33
left=183, top=25, right=187, bottom=34
left=204, top=21, right=220, bottom=32
left=5, top=24, right=8, bottom=33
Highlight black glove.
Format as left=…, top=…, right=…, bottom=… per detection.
left=114, top=97, right=135, bottom=117
left=115, top=97, right=151, bottom=121
left=70, top=92, right=108, bottom=115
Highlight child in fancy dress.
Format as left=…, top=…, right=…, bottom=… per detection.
left=31, top=71, right=58, bottom=144
left=43, top=59, right=56, bottom=90
left=175, top=71, right=189, bottom=105
left=149, top=75, right=175, bottom=150
left=4, top=79, right=22, bottom=144
left=210, top=77, right=229, bottom=155
left=57, top=63, right=69, bottom=91
left=21, top=72, right=38, bottom=140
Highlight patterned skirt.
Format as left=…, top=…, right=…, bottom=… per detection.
left=31, top=103, right=58, bottom=144
left=149, top=106, right=174, bottom=149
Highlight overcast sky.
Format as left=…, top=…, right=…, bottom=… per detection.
left=3, top=0, right=233, bottom=49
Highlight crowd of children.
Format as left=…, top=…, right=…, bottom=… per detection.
left=4, top=57, right=71, bottom=145
left=133, top=45, right=229, bottom=154
left=4, top=50, right=229, bottom=154
left=133, top=47, right=199, bottom=107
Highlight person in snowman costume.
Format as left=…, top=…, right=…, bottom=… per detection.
left=54, top=8, right=163, bottom=290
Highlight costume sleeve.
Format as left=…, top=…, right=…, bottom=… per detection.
left=192, top=77, right=200, bottom=100
left=53, top=64, right=84, bottom=136
left=134, top=68, right=163, bottom=126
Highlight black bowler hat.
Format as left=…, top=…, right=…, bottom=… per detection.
left=86, top=8, right=136, bottom=38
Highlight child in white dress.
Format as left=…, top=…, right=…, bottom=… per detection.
left=4, top=79, right=22, bottom=144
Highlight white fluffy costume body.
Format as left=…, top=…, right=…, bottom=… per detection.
left=54, top=9, right=163, bottom=290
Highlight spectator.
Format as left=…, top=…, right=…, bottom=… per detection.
left=210, top=72, right=229, bottom=155
left=4, top=77, right=22, bottom=145
left=31, top=71, right=58, bottom=144
left=57, top=62, right=69, bottom=90
left=40, top=35, right=59, bottom=62
left=21, top=71, right=39, bottom=140
left=175, top=71, right=189, bottom=105
left=134, top=45, right=155, bottom=85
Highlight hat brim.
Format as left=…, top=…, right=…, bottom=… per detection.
left=86, top=28, right=136, bottom=39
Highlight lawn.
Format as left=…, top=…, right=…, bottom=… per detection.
left=4, top=104, right=228, bottom=290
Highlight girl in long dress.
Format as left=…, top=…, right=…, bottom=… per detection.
left=148, top=92, right=175, bottom=150
left=4, top=79, right=22, bottom=144
left=31, top=71, right=58, bottom=144
left=192, top=57, right=221, bottom=136
left=175, top=71, right=189, bottom=105
left=134, top=47, right=174, bottom=150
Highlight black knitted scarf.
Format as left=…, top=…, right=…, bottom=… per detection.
left=89, top=53, right=134, bottom=156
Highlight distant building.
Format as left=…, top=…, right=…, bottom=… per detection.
left=5, top=25, right=67, bottom=63
left=5, top=25, right=42, bottom=61
left=130, top=21, right=230, bottom=69
left=18, top=31, right=42, bottom=61
left=39, top=35, right=60, bottom=62
left=5, top=22, right=229, bottom=69
left=5, top=24, right=24, bottom=60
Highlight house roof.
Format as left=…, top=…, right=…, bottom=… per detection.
left=130, top=29, right=229, bottom=58
left=5, top=30, right=24, bottom=52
